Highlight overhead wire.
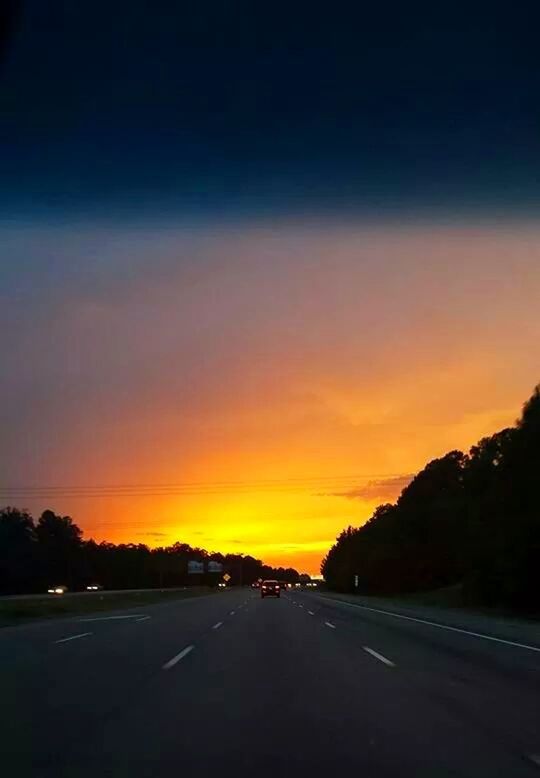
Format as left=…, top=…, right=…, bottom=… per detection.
left=0, top=472, right=410, bottom=499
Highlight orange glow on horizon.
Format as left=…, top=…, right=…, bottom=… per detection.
left=8, top=222, right=540, bottom=576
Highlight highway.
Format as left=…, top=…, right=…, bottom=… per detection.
left=2, top=588, right=540, bottom=777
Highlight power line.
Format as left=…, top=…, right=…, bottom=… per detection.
left=0, top=472, right=410, bottom=499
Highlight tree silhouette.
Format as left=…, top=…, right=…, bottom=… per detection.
left=322, top=384, right=540, bottom=613
left=0, top=508, right=301, bottom=593
left=35, top=510, right=83, bottom=589
left=0, top=507, right=36, bottom=593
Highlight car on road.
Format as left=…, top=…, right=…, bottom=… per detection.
left=261, top=580, right=280, bottom=598
left=86, top=583, right=103, bottom=591
left=47, top=585, right=67, bottom=595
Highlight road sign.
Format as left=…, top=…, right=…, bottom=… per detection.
left=208, top=561, right=223, bottom=573
left=223, top=573, right=231, bottom=582
left=188, top=560, right=204, bottom=574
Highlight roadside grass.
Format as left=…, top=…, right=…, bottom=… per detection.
left=397, top=583, right=466, bottom=608
left=321, top=584, right=540, bottom=621
left=0, top=588, right=216, bottom=627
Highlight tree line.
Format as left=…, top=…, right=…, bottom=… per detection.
left=0, top=508, right=300, bottom=594
left=321, top=384, right=540, bottom=612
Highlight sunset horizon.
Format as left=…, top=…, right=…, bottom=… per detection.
left=3, top=5, right=540, bottom=774
left=3, top=2, right=540, bottom=578
left=3, top=218, right=538, bottom=575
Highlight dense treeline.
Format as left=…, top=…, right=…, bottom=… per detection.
left=0, top=508, right=300, bottom=594
left=322, top=385, right=540, bottom=611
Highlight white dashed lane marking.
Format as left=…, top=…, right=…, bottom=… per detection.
left=363, top=646, right=395, bottom=667
left=212, top=621, right=223, bottom=630
left=325, top=621, right=336, bottom=629
left=54, top=632, right=92, bottom=644
left=162, top=645, right=194, bottom=670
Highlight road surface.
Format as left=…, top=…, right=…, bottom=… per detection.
left=2, top=588, right=540, bottom=777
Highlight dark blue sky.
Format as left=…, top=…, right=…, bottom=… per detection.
left=3, top=1, right=540, bottom=219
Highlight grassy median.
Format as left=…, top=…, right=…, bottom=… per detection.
left=0, top=588, right=218, bottom=627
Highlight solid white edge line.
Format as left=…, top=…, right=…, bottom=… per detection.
left=212, top=621, right=223, bottom=630
left=54, top=632, right=92, bottom=644
left=322, top=597, right=540, bottom=653
left=363, top=645, right=395, bottom=667
left=325, top=621, right=336, bottom=629
left=162, top=645, right=194, bottom=670
left=136, top=615, right=151, bottom=622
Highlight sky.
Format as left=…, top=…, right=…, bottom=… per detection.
left=1, top=2, right=540, bottom=574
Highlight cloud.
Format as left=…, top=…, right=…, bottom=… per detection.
left=325, top=475, right=413, bottom=502
left=139, top=531, right=167, bottom=538
left=2, top=219, right=538, bottom=576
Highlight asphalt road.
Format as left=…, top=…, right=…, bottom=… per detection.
left=2, top=589, right=540, bottom=777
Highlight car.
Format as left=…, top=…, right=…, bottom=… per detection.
left=47, top=585, right=67, bottom=595
left=218, top=582, right=227, bottom=588
left=86, top=583, right=103, bottom=591
left=261, top=580, right=280, bottom=598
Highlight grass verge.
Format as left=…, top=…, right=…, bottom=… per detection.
left=0, top=588, right=216, bottom=627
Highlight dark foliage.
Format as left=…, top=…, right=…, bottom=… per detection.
left=0, top=509, right=299, bottom=594
left=321, top=385, right=540, bottom=612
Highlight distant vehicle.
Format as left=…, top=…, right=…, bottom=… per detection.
left=86, top=584, right=103, bottom=591
left=261, top=580, right=280, bottom=598
left=47, top=585, right=67, bottom=595
left=218, top=582, right=227, bottom=588
left=251, top=582, right=260, bottom=588
left=278, top=581, right=289, bottom=591
left=294, top=582, right=302, bottom=588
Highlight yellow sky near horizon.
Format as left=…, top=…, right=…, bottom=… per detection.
left=64, top=393, right=520, bottom=575
left=4, top=221, right=540, bottom=574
